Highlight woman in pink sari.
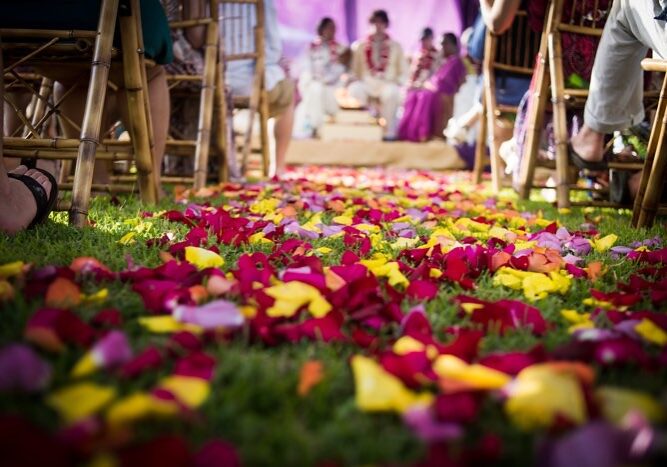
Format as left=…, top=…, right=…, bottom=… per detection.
left=398, top=33, right=466, bottom=142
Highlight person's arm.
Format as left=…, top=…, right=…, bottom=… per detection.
left=183, top=0, right=206, bottom=49
left=479, top=0, right=521, bottom=35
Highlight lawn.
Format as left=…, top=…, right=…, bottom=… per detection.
left=1, top=166, right=666, bottom=467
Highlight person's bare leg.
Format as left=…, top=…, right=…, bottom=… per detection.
left=55, top=79, right=113, bottom=184
left=117, top=66, right=169, bottom=196
left=570, top=124, right=606, bottom=163
left=0, top=59, right=52, bottom=234
left=273, top=100, right=294, bottom=177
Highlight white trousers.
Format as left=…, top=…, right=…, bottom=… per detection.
left=586, top=0, right=667, bottom=133
left=348, top=77, right=401, bottom=138
left=294, top=72, right=339, bottom=136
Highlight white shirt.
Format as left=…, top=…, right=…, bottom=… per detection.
left=223, top=0, right=285, bottom=96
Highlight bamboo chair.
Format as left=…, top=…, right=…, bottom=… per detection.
left=162, top=0, right=225, bottom=189
left=0, top=0, right=157, bottom=227
left=219, top=0, right=270, bottom=179
left=472, top=10, right=543, bottom=192
left=542, top=0, right=652, bottom=208
left=631, top=58, right=667, bottom=228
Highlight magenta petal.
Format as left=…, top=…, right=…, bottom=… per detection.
left=406, top=280, right=439, bottom=300
left=173, top=352, right=217, bottom=381
left=403, top=406, right=463, bottom=442
left=120, top=346, right=164, bottom=379
left=0, top=344, right=51, bottom=392
left=173, top=299, right=244, bottom=330
left=193, top=439, right=240, bottom=467
left=90, top=330, right=132, bottom=369
left=434, top=392, right=479, bottom=424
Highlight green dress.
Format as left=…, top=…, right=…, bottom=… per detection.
left=0, top=0, right=173, bottom=64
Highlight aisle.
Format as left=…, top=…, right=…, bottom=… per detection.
left=0, top=166, right=666, bottom=466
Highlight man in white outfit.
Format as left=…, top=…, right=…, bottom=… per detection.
left=570, top=0, right=667, bottom=197
left=348, top=10, right=407, bottom=140
left=294, top=17, right=346, bottom=138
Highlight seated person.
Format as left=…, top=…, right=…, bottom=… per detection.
left=398, top=33, right=466, bottom=142
left=408, top=28, right=440, bottom=89
left=293, top=17, right=347, bottom=139
left=569, top=0, right=666, bottom=202
left=348, top=10, right=406, bottom=140
left=0, top=0, right=172, bottom=205
left=224, top=0, right=294, bottom=178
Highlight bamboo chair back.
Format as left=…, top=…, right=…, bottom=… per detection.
left=219, top=0, right=270, bottom=178
left=161, top=0, right=225, bottom=190
left=631, top=58, right=667, bottom=227
left=0, top=0, right=158, bottom=227
left=547, top=0, right=641, bottom=209
left=473, top=10, right=543, bottom=191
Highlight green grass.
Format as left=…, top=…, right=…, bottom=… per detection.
left=0, top=180, right=666, bottom=466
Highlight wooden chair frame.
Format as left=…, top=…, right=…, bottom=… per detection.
left=162, top=0, right=226, bottom=190
left=220, top=0, right=270, bottom=179
left=473, top=10, right=542, bottom=192
left=518, top=0, right=659, bottom=211
left=1, top=0, right=157, bottom=227
left=632, top=58, right=667, bottom=227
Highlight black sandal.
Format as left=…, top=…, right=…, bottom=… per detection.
left=568, top=144, right=608, bottom=171
left=7, top=168, right=59, bottom=228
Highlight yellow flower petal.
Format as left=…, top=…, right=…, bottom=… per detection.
left=107, top=392, right=179, bottom=428
left=0, top=260, right=25, bottom=279
left=118, top=231, right=136, bottom=245
left=264, top=281, right=332, bottom=318
left=157, top=376, right=210, bottom=409
left=634, top=319, right=667, bottom=346
left=185, top=246, right=224, bottom=270
left=393, top=336, right=426, bottom=356
left=505, top=364, right=587, bottom=430
left=47, top=383, right=116, bottom=423
left=138, top=316, right=203, bottom=334
left=597, top=386, right=665, bottom=424
left=351, top=355, right=433, bottom=413
left=592, top=234, right=618, bottom=253
left=433, top=355, right=511, bottom=390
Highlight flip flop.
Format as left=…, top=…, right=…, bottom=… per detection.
left=568, top=144, right=608, bottom=171
left=7, top=168, right=59, bottom=228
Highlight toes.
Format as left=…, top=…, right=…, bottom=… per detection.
left=11, top=165, right=29, bottom=175
left=24, top=169, right=53, bottom=198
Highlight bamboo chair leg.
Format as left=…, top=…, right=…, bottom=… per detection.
left=518, top=55, right=550, bottom=199
left=633, top=74, right=667, bottom=226
left=119, top=0, right=157, bottom=204
left=637, top=103, right=667, bottom=227
left=214, top=64, right=230, bottom=182
left=473, top=94, right=487, bottom=184
left=259, top=87, right=270, bottom=177
left=548, top=30, right=571, bottom=209
left=69, top=0, right=119, bottom=227
left=193, top=21, right=219, bottom=190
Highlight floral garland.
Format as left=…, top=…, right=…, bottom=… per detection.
left=310, top=37, right=340, bottom=64
left=410, top=46, right=438, bottom=83
left=364, top=33, right=391, bottom=76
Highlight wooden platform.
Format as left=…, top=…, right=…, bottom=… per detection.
left=286, top=139, right=466, bottom=170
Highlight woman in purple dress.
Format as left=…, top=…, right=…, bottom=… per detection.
left=398, top=33, right=466, bottom=142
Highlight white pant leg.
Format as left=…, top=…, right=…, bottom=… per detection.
left=348, top=80, right=370, bottom=107
left=585, top=0, right=667, bottom=132
left=379, top=82, right=401, bottom=138
left=322, top=85, right=339, bottom=117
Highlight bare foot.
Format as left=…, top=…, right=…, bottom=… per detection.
left=0, top=166, right=53, bottom=235
left=570, top=124, right=606, bottom=163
